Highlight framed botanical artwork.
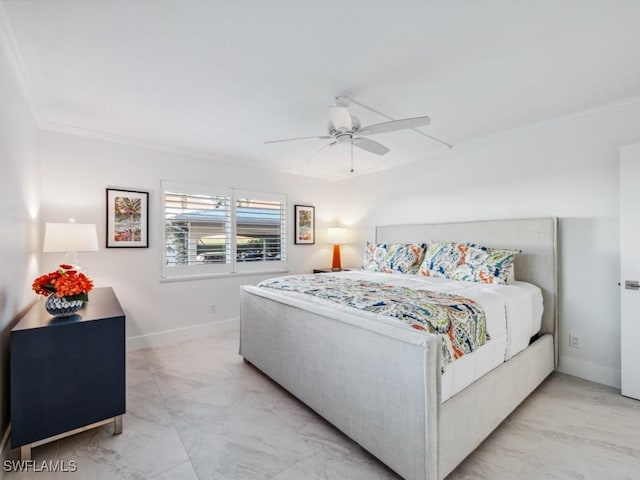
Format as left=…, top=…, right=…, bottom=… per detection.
left=106, top=188, right=149, bottom=248
left=294, top=205, right=315, bottom=244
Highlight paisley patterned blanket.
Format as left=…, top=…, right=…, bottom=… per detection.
left=258, top=275, right=489, bottom=369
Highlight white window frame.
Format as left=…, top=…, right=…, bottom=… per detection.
left=161, top=180, right=288, bottom=280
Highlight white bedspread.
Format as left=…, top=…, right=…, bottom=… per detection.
left=251, top=270, right=543, bottom=401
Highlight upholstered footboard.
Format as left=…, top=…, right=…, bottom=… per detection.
left=438, top=333, right=554, bottom=478
left=240, top=286, right=442, bottom=480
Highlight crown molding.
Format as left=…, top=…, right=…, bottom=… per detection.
left=0, top=2, right=43, bottom=126
left=337, top=92, right=640, bottom=174
left=455, top=93, right=640, bottom=152
left=41, top=120, right=233, bottom=162
left=39, top=120, right=346, bottom=181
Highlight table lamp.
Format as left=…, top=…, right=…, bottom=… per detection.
left=43, top=219, right=99, bottom=270
left=327, top=227, right=348, bottom=271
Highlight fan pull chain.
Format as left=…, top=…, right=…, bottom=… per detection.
left=350, top=138, right=354, bottom=173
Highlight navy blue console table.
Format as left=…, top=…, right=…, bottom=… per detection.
left=10, top=287, right=126, bottom=460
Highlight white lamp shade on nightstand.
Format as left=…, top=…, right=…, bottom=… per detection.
left=43, top=222, right=99, bottom=253
left=326, top=227, right=348, bottom=245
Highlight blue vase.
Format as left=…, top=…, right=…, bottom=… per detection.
left=45, top=295, right=83, bottom=317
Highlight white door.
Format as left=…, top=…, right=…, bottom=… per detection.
left=620, top=143, right=640, bottom=400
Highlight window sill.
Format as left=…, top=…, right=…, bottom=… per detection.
left=159, top=269, right=289, bottom=283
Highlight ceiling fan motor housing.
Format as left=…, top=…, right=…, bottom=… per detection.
left=328, top=116, right=361, bottom=137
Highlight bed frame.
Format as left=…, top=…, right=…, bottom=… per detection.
left=240, top=218, right=557, bottom=480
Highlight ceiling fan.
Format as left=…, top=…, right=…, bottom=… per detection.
left=264, top=96, right=436, bottom=170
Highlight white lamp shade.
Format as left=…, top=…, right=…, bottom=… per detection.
left=43, top=222, right=99, bottom=252
left=327, top=227, right=348, bottom=245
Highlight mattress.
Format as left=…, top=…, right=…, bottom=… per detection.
left=252, top=270, right=543, bottom=401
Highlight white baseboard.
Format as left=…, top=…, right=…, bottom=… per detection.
left=126, top=317, right=239, bottom=351
left=0, top=424, right=11, bottom=480
left=558, top=356, right=621, bottom=389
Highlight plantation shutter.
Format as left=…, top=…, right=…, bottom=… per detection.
left=234, top=189, right=287, bottom=273
left=162, top=181, right=232, bottom=277
left=161, top=181, right=287, bottom=279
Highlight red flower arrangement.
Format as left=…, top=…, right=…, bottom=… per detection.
left=32, top=264, right=94, bottom=302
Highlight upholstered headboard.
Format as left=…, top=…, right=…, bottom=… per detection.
left=376, top=217, right=558, bottom=360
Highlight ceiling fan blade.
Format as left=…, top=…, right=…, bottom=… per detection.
left=265, top=135, right=332, bottom=144
left=359, top=116, right=430, bottom=136
left=352, top=137, right=390, bottom=155
left=329, top=106, right=352, bottom=130
left=308, top=141, right=337, bottom=162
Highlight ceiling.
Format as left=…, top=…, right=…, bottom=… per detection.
left=2, top=0, right=640, bottom=180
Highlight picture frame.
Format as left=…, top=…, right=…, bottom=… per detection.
left=106, top=188, right=149, bottom=248
left=294, top=205, right=315, bottom=244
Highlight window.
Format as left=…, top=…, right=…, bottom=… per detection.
left=162, top=181, right=287, bottom=279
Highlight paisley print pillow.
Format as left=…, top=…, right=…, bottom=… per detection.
left=362, top=242, right=426, bottom=274
left=418, top=242, right=517, bottom=284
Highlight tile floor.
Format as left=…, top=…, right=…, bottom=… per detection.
left=4, top=330, right=640, bottom=479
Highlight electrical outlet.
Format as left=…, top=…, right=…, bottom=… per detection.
left=210, top=304, right=217, bottom=313
left=569, top=334, right=580, bottom=348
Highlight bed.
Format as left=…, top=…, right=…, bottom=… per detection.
left=239, top=218, right=557, bottom=480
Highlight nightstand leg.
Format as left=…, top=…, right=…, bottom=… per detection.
left=20, top=445, right=31, bottom=461
left=114, top=415, right=123, bottom=435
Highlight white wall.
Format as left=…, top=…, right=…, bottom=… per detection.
left=39, top=131, right=338, bottom=348
left=0, top=32, right=40, bottom=445
left=337, top=99, right=640, bottom=388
